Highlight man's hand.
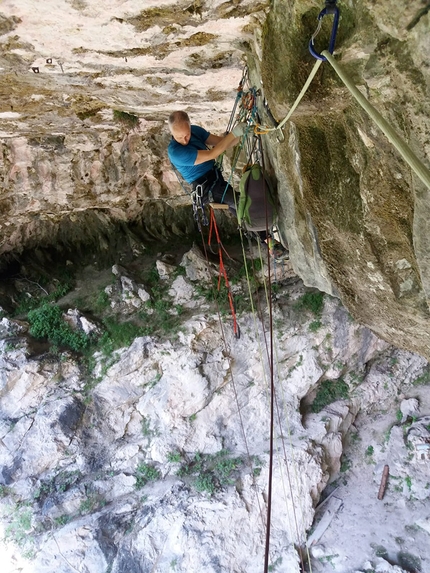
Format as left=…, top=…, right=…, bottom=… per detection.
left=232, top=122, right=248, bottom=137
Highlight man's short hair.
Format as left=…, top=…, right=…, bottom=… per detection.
left=168, top=111, right=190, bottom=128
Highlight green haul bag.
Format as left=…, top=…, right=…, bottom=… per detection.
left=237, top=164, right=276, bottom=232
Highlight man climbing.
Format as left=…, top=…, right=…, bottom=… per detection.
left=167, top=110, right=243, bottom=210
left=167, top=110, right=288, bottom=259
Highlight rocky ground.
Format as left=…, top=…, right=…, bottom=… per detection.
left=0, top=237, right=429, bottom=573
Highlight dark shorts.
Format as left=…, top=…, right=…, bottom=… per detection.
left=192, top=168, right=238, bottom=213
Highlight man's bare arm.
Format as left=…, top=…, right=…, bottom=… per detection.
left=194, top=132, right=239, bottom=166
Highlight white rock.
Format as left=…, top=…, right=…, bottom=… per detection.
left=310, top=544, right=326, bottom=558
left=400, top=397, right=419, bottom=422
left=156, top=259, right=176, bottom=279
left=169, top=275, right=200, bottom=307
left=138, top=287, right=151, bottom=302
left=180, top=246, right=214, bottom=282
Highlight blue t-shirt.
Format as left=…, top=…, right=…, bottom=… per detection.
left=168, top=125, right=215, bottom=183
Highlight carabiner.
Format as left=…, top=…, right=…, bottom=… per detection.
left=309, top=1, right=340, bottom=61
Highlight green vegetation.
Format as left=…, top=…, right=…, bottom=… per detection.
left=28, top=303, right=89, bottom=352
left=405, top=476, right=412, bottom=492
left=113, top=110, right=139, bottom=129
left=98, top=317, right=143, bottom=355
left=79, top=494, right=103, bottom=515
left=309, top=319, right=322, bottom=332
left=340, top=457, right=352, bottom=473
left=412, top=366, right=430, bottom=386
left=318, top=554, right=339, bottom=569
left=14, top=274, right=74, bottom=315
left=0, top=485, right=9, bottom=498
left=365, top=446, right=374, bottom=457
left=311, top=378, right=349, bottom=413
left=293, top=291, right=325, bottom=316
left=54, top=514, right=71, bottom=526
left=176, top=450, right=247, bottom=495
left=167, top=451, right=182, bottom=463
left=4, top=507, right=32, bottom=547
left=135, top=463, right=161, bottom=489
left=268, top=556, right=283, bottom=571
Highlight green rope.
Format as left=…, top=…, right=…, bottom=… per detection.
left=322, top=50, right=430, bottom=190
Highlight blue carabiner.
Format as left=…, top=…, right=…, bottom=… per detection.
left=309, top=1, right=340, bottom=61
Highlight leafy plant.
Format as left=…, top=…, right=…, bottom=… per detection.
left=365, top=446, right=374, bottom=457
left=412, top=366, right=430, bottom=386
left=135, top=463, right=161, bottom=489
left=340, top=456, right=352, bottom=473
left=79, top=494, right=103, bottom=515
left=167, top=451, right=182, bottom=463
left=28, top=303, right=89, bottom=352
left=293, top=291, right=325, bottom=316
left=54, top=514, right=71, bottom=526
left=311, top=378, right=349, bottom=413
left=98, top=318, right=144, bottom=355
left=194, top=472, right=216, bottom=494
left=0, top=484, right=9, bottom=497
left=309, top=319, right=322, bottom=332
left=268, top=557, right=283, bottom=571
left=405, top=476, right=412, bottom=492
left=176, top=450, right=245, bottom=495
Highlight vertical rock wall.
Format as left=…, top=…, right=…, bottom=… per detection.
left=253, top=0, right=430, bottom=357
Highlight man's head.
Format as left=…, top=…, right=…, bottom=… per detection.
left=168, top=110, right=191, bottom=145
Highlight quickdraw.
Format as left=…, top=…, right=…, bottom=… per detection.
left=191, top=184, right=208, bottom=231
left=309, top=0, right=339, bottom=61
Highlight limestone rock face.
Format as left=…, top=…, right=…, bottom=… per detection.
left=258, top=0, right=430, bottom=357
left=0, top=247, right=429, bottom=572
left=0, top=4, right=429, bottom=343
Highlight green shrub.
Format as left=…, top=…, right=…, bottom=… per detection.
left=194, top=472, right=216, bottom=494
left=28, top=304, right=89, bottom=352
left=312, top=378, right=349, bottom=413
left=177, top=450, right=245, bottom=494
left=135, top=463, right=161, bottom=489
left=99, top=318, right=144, bottom=354
left=294, top=291, right=325, bottom=316
left=5, top=508, right=32, bottom=546
left=167, top=451, right=182, bottom=463
left=309, top=319, right=322, bottom=332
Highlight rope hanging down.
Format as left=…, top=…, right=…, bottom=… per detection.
left=207, top=208, right=241, bottom=339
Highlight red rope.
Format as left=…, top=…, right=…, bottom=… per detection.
left=208, top=209, right=240, bottom=338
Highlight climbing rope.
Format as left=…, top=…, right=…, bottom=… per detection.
left=207, top=208, right=240, bottom=339
left=321, top=49, right=430, bottom=189
left=250, top=0, right=430, bottom=189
